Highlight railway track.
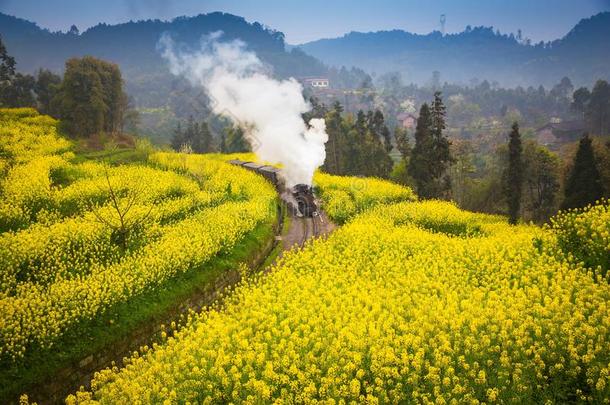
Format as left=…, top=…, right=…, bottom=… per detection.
left=298, top=215, right=320, bottom=247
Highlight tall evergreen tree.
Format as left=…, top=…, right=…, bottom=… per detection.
left=409, top=93, right=454, bottom=199
left=0, top=35, right=15, bottom=83
left=588, top=80, right=610, bottom=136
left=408, top=103, right=435, bottom=198
left=171, top=122, right=184, bottom=151
left=430, top=91, right=453, bottom=198
left=219, top=133, right=227, bottom=153
left=505, top=122, right=523, bottom=225
left=562, top=134, right=604, bottom=210
left=225, top=125, right=250, bottom=153
left=321, top=102, right=344, bottom=175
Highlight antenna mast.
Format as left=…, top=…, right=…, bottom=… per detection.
left=440, top=14, right=446, bottom=36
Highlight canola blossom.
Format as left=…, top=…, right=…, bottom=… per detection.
left=313, top=172, right=416, bottom=223
left=0, top=110, right=277, bottom=361
left=68, top=200, right=610, bottom=404
left=207, top=152, right=417, bottom=223
left=547, top=200, right=610, bottom=275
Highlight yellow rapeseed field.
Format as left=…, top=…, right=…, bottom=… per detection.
left=0, top=110, right=277, bottom=361
left=547, top=200, right=610, bottom=275
left=68, top=200, right=610, bottom=404
left=209, top=152, right=417, bottom=223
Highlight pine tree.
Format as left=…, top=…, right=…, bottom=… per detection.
left=505, top=122, right=523, bottom=224
left=409, top=94, right=453, bottom=199
left=430, top=91, right=453, bottom=198
left=225, top=125, right=250, bottom=153
left=219, top=133, right=227, bottom=153
left=562, top=134, right=604, bottom=210
left=321, top=102, right=344, bottom=175
left=171, top=122, right=184, bottom=151
left=0, top=35, right=15, bottom=83
left=408, top=103, right=435, bottom=198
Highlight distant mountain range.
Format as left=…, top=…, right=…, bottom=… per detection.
left=298, top=12, right=610, bottom=88
left=0, top=12, right=327, bottom=107
left=1, top=11, right=609, bottom=100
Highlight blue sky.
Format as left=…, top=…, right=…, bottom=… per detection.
left=1, top=0, right=608, bottom=44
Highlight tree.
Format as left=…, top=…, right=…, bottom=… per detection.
left=505, top=122, right=523, bottom=225
left=369, top=110, right=393, bottom=152
left=394, top=126, right=411, bottom=160
left=588, top=80, right=610, bottom=136
left=58, top=58, right=107, bottom=137
left=0, top=35, right=15, bottom=83
left=34, top=69, right=61, bottom=116
left=522, top=141, right=560, bottom=222
left=429, top=91, right=453, bottom=198
left=408, top=103, right=435, bottom=198
left=0, top=73, right=36, bottom=107
left=571, top=87, right=591, bottom=119
left=86, top=166, right=155, bottom=251
left=562, top=134, right=604, bottom=210
left=172, top=117, right=215, bottom=154
left=225, top=125, right=250, bottom=153
left=219, top=133, right=227, bottom=153
left=171, top=122, right=184, bottom=151
left=550, top=77, right=573, bottom=101
left=191, top=121, right=214, bottom=153
left=56, top=56, right=128, bottom=138
left=321, top=102, right=345, bottom=175
left=450, top=140, right=476, bottom=207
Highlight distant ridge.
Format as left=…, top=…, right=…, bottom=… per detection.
left=1, top=11, right=609, bottom=96
left=0, top=12, right=327, bottom=106
left=298, top=12, right=610, bottom=87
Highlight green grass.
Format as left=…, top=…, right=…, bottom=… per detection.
left=0, top=218, right=277, bottom=403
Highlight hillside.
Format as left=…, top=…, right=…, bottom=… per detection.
left=299, top=12, right=610, bottom=87
left=0, top=12, right=327, bottom=108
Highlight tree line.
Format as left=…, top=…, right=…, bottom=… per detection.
left=572, top=79, right=610, bottom=136
left=313, top=91, right=608, bottom=224
left=0, top=35, right=136, bottom=138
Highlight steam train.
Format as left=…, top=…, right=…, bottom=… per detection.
left=228, top=159, right=319, bottom=217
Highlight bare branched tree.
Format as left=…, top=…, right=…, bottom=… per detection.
left=83, top=164, right=155, bottom=251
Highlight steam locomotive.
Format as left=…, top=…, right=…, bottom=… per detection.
left=228, top=159, right=319, bottom=217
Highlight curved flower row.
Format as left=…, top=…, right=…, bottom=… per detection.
left=0, top=191, right=222, bottom=296
left=313, top=172, right=416, bottom=223
left=0, top=110, right=277, bottom=361
left=68, top=200, right=610, bottom=403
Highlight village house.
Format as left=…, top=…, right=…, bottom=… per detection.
left=396, top=112, right=417, bottom=130
left=535, top=120, right=587, bottom=146
left=301, top=77, right=330, bottom=88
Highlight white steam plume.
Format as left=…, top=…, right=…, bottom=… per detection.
left=157, top=32, right=328, bottom=188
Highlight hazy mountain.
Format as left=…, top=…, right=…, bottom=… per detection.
left=299, top=12, right=610, bottom=88
left=0, top=12, right=328, bottom=108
